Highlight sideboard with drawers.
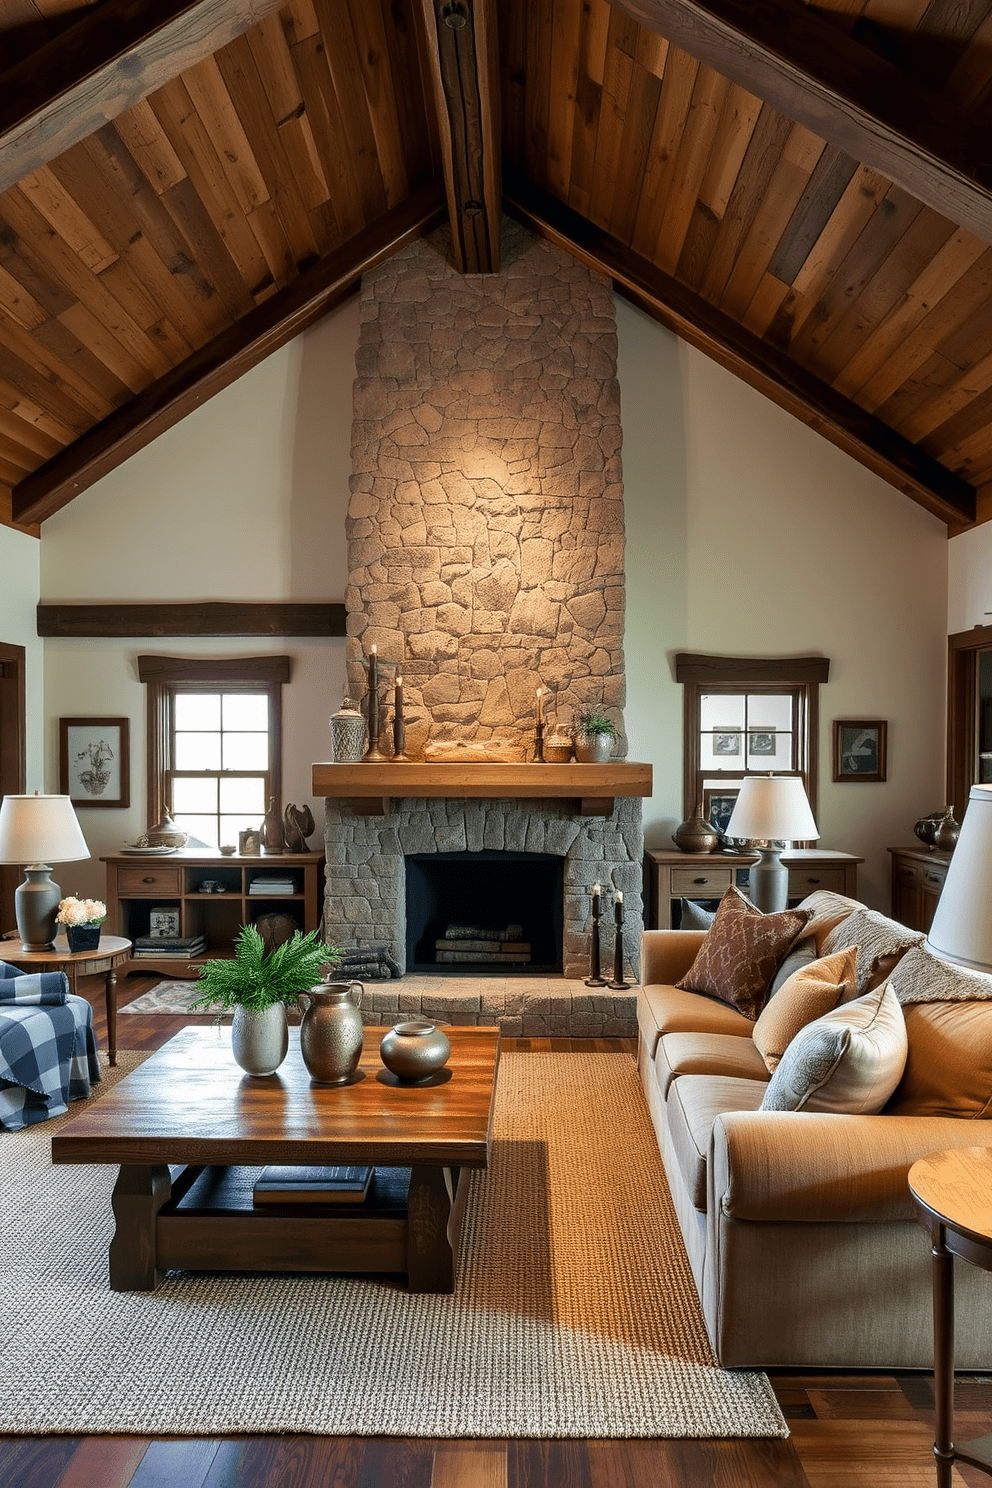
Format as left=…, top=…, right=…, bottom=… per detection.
left=644, top=848, right=863, bottom=930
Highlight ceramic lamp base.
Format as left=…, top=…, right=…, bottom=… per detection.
left=15, top=866, right=62, bottom=951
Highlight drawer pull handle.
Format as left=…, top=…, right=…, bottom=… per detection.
left=807, top=877, right=821, bottom=884
left=142, top=875, right=154, bottom=884
left=693, top=877, right=708, bottom=885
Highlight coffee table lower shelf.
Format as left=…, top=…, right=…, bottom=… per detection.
left=110, top=1161, right=470, bottom=1295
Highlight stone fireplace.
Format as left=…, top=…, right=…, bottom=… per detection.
left=318, top=219, right=644, bottom=999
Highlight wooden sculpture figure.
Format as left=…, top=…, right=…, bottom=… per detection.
left=284, top=802, right=315, bottom=853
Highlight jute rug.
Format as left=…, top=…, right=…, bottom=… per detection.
left=0, top=1051, right=786, bottom=1438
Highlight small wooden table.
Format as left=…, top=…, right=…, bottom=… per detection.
left=52, top=1024, right=501, bottom=1294
left=910, top=1147, right=992, bottom=1487
left=1, top=934, right=131, bottom=1066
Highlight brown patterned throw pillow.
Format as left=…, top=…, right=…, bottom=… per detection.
left=675, top=886, right=813, bottom=1022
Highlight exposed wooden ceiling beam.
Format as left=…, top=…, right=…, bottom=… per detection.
left=0, top=0, right=288, bottom=197
left=609, top=0, right=992, bottom=246
left=11, top=183, right=447, bottom=528
left=504, top=173, right=976, bottom=528
left=37, top=602, right=345, bottom=637
left=418, top=0, right=501, bottom=272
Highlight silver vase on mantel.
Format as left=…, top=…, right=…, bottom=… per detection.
left=231, top=1003, right=289, bottom=1076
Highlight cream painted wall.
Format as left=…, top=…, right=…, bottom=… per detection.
left=620, top=308, right=949, bottom=911
left=948, top=521, right=992, bottom=634
left=0, top=524, right=44, bottom=785
left=39, top=298, right=359, bottom=898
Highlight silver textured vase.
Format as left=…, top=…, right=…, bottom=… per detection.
left=330, top=699, right=366, bottom=762
left=575, top=733, right=613, bottom=763
left=231, top=1003, right=288, bottom=1076
left=379, top=1020, right=451, bottom=1082
left=296, top=980, right=364, bottom=1084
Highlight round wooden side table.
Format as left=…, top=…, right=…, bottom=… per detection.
left=910, top=1146, right=992, bottom=1487
left=0, top=935, right=132, bottom=1066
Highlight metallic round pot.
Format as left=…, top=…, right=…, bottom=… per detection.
left=379, top=1020, right=451, bottom=1082
left=231, top=1003, right=289, bottom=1077
left=296, top=981, right=364, bottom=1084
left=574, top=733, right=613, bottom=763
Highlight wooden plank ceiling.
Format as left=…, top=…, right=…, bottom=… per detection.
left=0, top=0, right=991, bottom=538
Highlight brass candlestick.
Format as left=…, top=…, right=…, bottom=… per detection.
left=361, top=646, right=388, bottom=763
left=391, top=673, right=411, bottom=761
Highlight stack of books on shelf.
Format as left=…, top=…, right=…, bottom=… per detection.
left=248, top=874, right=295, bottom=896
left=132, top=934, right=206, bottom=959
left=252, top=1165, right=374, bottom=1206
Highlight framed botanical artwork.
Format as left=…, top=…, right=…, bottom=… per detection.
left=833, top=719, right=887, bottom=782
left=712, top=727, right=741, bottom=757
left=748, top=728, right=776, bottom=757
left=703, top=787, right=740, bottom=836
left=59, top=717, right=130, bottom=808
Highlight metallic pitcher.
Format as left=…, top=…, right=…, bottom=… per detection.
left=296, top=980, right=364, bottom=1085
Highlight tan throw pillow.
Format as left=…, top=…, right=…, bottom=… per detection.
left=753, top=946, right=859, bottom=1072
left=795, top=890, right=864, bottom=954
left=885, top=1001, right=992, bottom=1117
left=760, top=982, right=908, bottom=1114
left=821, top=908, right=924, bottom=994
left=675, top=886, right=813, bottom=1022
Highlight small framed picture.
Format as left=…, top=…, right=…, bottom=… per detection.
left=748, top=728, right=776, bottom=757
left=712, top=728, right=741, bottom=757
left=703, top=788, right=740, bottom=836
left=59, top=717, right=130, bottom=808
left=148, top=906, right=181, bottom=938
left=239, top=828, right=261, bottom=856
left=833, top=719, right=887, bottom=782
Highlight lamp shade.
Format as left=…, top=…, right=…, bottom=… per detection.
left=0, top=793, right=90, bottom=865
left=726, top=775, right=819, bottom=843
left=925, top=785, right=992, bottom=971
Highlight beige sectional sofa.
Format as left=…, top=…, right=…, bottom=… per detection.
left=637, top=890, right=992, bottom=1369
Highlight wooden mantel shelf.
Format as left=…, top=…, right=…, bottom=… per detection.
left=311, top=761, right=653, bottom=816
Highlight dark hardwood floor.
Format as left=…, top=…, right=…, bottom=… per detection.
left=2, top=969, right=987, bottom=1488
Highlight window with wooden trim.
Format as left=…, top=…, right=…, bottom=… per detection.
left=675, top=654, right=829, bottom=837
left=138, top=656, right=288, bottom=847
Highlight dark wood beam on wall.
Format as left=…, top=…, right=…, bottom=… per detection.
left=610, top=0, right=992, bottom=247
left=504, top=173, right=976, bottom=528
left=0, top=0, right=288, bottom=197
left=418, top=0, right=501, bottom=273
left=37, top=603, right=345, bottom=638
left=11, top=183, right=446, bottom=528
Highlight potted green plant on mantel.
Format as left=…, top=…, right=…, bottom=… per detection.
left=191, top=925, right=339, bottom=1076
left=575, top=709, right=618, bottom=764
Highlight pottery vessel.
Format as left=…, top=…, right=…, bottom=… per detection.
left=379, top=1020, right=451, bottom=1082
left=297, top=980, right=364, bottom=1084
left=672, top=803, right=720, bottom=854
left=575, top=733, right=613, bottom=764
left=231, top=1003, right=289, bottom=1076
left=935, top=808, right=961, bottom=852
left=914, top=814, right=942, bottom=847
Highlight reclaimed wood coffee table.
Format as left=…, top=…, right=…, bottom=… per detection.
left=52, top=1024, right=501, bottom=1294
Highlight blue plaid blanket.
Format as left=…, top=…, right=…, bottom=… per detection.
left=0, top=970, right=100, bottom=1131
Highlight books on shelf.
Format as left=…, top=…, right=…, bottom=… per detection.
left=248, top=876, right=295, bottom=895
left=132, top=935, right=206, bottom=958
left=252, top=1165, right=374, bottom=1207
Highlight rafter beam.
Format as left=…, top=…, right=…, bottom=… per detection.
left=10, top=183, right=447, bottom=527
left=504, top=173, right=975, bottom=528
left=0, top=0, right=289, bottom=196
left=418, top=0, right=501, bottom=272
left=610, top=0, right=992, bottom=245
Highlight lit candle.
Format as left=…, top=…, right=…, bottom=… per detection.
left=592, top=882, right=601, bottom=917
left=615, top=889, right=624, bottom=925
left=393, top=673, right=405, bottom=759
left=536, top=686, right=543, bottom=723
left=368, top=643, right=378, bottom=697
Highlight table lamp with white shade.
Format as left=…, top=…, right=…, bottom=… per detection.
left=0, top=792, right=91, bottom=951
left=925, top=784, right=992, bottom=972
left=725, top=774, right=820, bottom=913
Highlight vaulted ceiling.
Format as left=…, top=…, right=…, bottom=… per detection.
left=1, top=0, right=990, bottom=540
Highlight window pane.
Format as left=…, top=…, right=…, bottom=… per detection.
left=746, top=693, right=793, bottom=731
left=173, top=813, right=219, bottom=847
left=172, top=777, right=218, bottom=813
left=223, top=694, right=269, bottom=730
left=175, top=694, right=220, bottom=729
left=700, top=694, right=745, bottom=730
left=222, top=732, right=269, bottom=770
left=221, top=813, right=264, bottom=844
left=219, top=777, right=266, bottom=813
left=746, top=732, right=794, bottom=769
left=175, top=732, right=221, bottom=770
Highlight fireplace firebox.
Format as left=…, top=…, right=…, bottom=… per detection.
left=405, top=850, right=564, bottom=974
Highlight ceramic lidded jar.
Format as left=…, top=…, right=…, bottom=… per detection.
left=330, top=691, right=366, bottom=763
left=379, top=1020, right=451, bottom=1082
left=296, top=978, right=364, bottom=1084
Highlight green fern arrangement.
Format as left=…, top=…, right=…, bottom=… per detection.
left=577, top=707, right=618, bottom=738
left=190, top=926, right=339, bottom=1012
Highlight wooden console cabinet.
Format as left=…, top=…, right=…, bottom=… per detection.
left=644, top=848, right=862, bottom=929
left=101, top=850, right=325, bottom=978
left=888, top=846, right=950, bottom=932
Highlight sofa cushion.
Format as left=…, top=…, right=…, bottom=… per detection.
left=794, top=890, right=864, bottom=954
left=655, top=1031, right=770, bottom=1098
left=753, top=946, right=859, bottom=1072
left=885, top=1000, right=992, bottom=1118
left=760, top=982, right=907, bottom=1114
left=679, top=897, right=715, bottom=930
left=889, top=944, right=992, bottom=1004
left=675, top=886, right=812, bottom=1021
left=767, top=934, right=817, bottom=997
left=638, top=985, right=756, bottom=1066
left=666, top=1074, right=767, bottom=1211
left=821, top=908, right=924, bottom=995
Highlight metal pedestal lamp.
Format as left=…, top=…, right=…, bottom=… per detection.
left=725, top=775, right=819, bottom=914
left=0, top=793, right=91, bottom=951
left=925, top=784, right=992, bottom=972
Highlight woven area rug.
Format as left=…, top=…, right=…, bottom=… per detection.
left=0, top=1051, right=786, bottom=1438
left=119, top=980, right=220, bottom=1013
